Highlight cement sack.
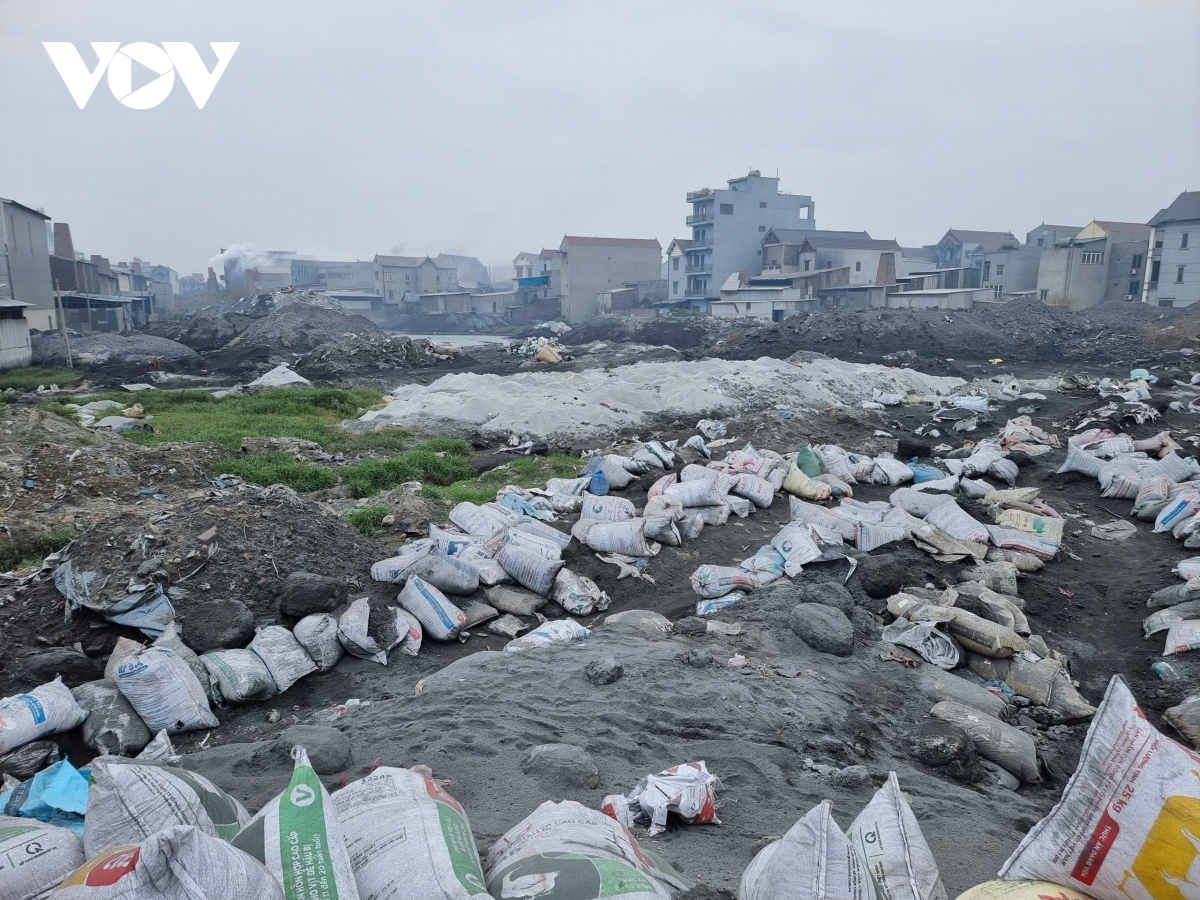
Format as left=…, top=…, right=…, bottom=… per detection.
left=891, top=488, right=954, bottom=518
left=953, top=882, right=1095, bottom=900
left=499, top=528, right=562, bottom=560
left=398, top=576, right=466, bottom=641
left=1000, top=676, right=1200, bottom=898
left=114, top=648, right=217, bottom=735
left=504, top=618, right=590, bottom=653
left=1176, top=557, right=1200, bottom=579
left=940, top=607, right=1028, bottom=659
left=817, top=473, right=854, bottom=498
left=84, top=757, right=252, bottom=855
left=553, top=568, right=609, bottom=616
left=152, top=624, right=212, bottom=698
left=995, top=510, right=1064, bottom=543
left=1164, top=694, right=1200, bottom=748
left=771, top=524, right=822, bottom=577
left=848, top=454, right=877, bottom=483
left=856, top=522, right=908, bottom=552
left=485, top=584, right=547, bottom=617
left=72, top=679, right=153, bottom=757
left=691, top=565, right=758, bottom=599
left=988, top=459, right=1019, bottom=486
left=790, top=497, right=858, bottom=541
left=404, top=550, right=481, bottom=595
left=916, top=667, right=1008, bottom=719
left=546, top=476, right=591, bottom=497
left=497, top=544, right=564, bottom=595
left=873, top=455, right=915, bottom=487
left=680, top=512, right=705, bottom=541
left=728, top=449, right=777, bottom=479
left=1056, top=445, right=1104, bottom=479
left=1148, top=582, right=1200, bottom=608
left=817, top=446, right=857, bottom=484
left=984, top=548, right=1044, bottom=572
left=512, top=517, right=572, bottom=551
left=57, top=825, right=284, bottom=900
left=985, top=526, right=1059, bottom=561
left=960, top=562, right=1019, bottom=596
left=644, top=494, right=685, bottom=522
left=394, top=608, right=423, bottom=657
left=201, top=649, right=278, bottom=704
left=370, top=550, right=429, bottom=584
left=1132, top=475, right=1172, bottom=518
left=1143, top=600, right=1200, bottom=637
left=333, top=766, right=489, bottom=900
left=930, top=701, right=1040, bottom=783
left=137, top=729, right=178, bottom=762
left=1003, top=652, right=1064, bottom=706
left=249, top=625, right=317, bottom=692
left=734, top=473, right=776, bottom=508
left=1155, top=493, right=1200, bottom=533
left=1101, top=471, right=1143, bottom=500
left=590, top=455, right=633, bottom=489
left=882, top=620, right=961, bottom=670
left=580, top=492, right=636, bottom=522
left=103, top=637, right=143, bottom=680
left=448, top=501, right=508, bottom=538
left=485, top=800, right=684, bottom=900
left=454, top=547, right=510, bottom=587
left=838, top=499, right=888, bottom=523
left=727, top=495, right=754, bottom=518
left=739, top=546, right=787, bottom=588
left=643, top=516, right=681, bottom=546
left=1163, top=618, right=1200, bottom=655
left=783, top=461, right=833, bottom=501
left=293, top=613, right=345, bottom=671
left=1098, top=456, right=1148, bottom=495
left=339, top=597, right=390, bottom=664
left=925, top=501, right=989, bottom=543
left=696, top=593, right=744, bottom=616
left=0, top=814, right=84, bottom=900
left=1142, top=450, right=1193, bottom=483
left=694, top=504, right=731, bottom=527
left=430, top=524, right=486, bottom=556
left=572, top=518, right=652, bottom=557
left=665, top=479, right=725, bottom=508
left=739, top=799, right=883, bottom=900
left=232, top=747, right=359, bottom=900
left=847, top=772, right=948, bottom=900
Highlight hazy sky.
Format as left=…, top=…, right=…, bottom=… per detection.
left=2, top=1, right=1197, bottom=277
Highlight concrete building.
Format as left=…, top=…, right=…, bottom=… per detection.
left=760, top=229, right=871, bottom=273
left=512, top=252, right=539, bottom=281
left=684, top=170, right=815, bottom=307
left=934, top=230, right=1020, bottom=280
left=291, top=259, right=375, bottom=292
left=373, top=255, right=460, bottom=307
left=1026, top=224, right=1083, bottom=251
left=434, top=254, right=489, bottom=288
left=1144, top=191, right=1200, bottom=307
left=898, top=247, right=938, bottom=277
left=558, top=236, right=663, bottom=324
left=0, top=199, right=55, bottom=330
left=664, top=238, right=692, bottom=305
left=1036, top=220, right=1151, bottom=311
left=711, top=268, right=851, bottom=320
left=0, top=299, right=32, bottom=369
left=793, top=235, right=902, bottom=286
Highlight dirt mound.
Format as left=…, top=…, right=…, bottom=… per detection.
left=30, top=331, right=200, bottom=367
left=385, top=311, right=511, bottom=334
left=296, top=332, right=462, bottom=380
left=226, top=302, right=383, bottom=354
left=141, top=312, right=244, bottom=351
left=561, top=315, right=720, bottom=350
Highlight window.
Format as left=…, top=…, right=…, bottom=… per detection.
left=672, top=281, right=678, bottom=295
left=719, top=203, right=733, bottom=215
left=385, top=272, right=394, bottom=281
left=1151, top=260, right=1161, bottom=284
left=759, top=201, right=767, bottom=208
left=993, top=284, right=1003, bottom=297
left=983, top=261, right=991, bottom=281
left=1037, top=238, right=1044, bottom=247
left=855, top=261, right=861, bottom=272
left=1183, top=233, right=1190, bottom=249
left=1130, top=253, right=1143, bottom=269
left=1040, top=289, right=1049, bottom=301
left=1130, top=280, right=1140, bottom=297
left=387, top=289, right=394, bottom=300
left=672, top=257, right=679, bottom=270
left=1081, top=251, right=1104, bottom=265
left=405, top=273, right=411, bottom=282
left=758, top=225, right=766, bottom=232
left=803, top=260, right=811, bottom=271
left=996, top=264, right=1004, bottom=276
left=1178, top=265, right=1186, bottom=284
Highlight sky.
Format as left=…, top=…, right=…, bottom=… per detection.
left=2, top=0, right=1198, bottom=278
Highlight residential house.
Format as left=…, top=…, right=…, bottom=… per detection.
left=1036, top=220, right=1151, bottom=311
left=0, top=198, right=55, bottom=330
left=710, top=267, right=851, bottom=320
left=935, top=229, right=1018, bottom=271
left=898, top=247, right=938, bottom=277
left=793, top=235, right=902, bottom=286
left=933, top=228, right=1042, bottom=294
left=291, top=259, right=375, bottom=292
left=664, top=238, right=692, bottom=304
left=760, top=229, right=871, bottom=273
left=558, top=236, right=663, bottom=324
left=47, top=225, right=154, bottom=331
left=512, top=251, right=539, bottom=281
left=373, top=255, right=459, bottom=309
left=0, top=299, right=32, bottom=369
left=684, top=170, right=815, bottom=307
left=1026, top=224, right=1083, bottom=250
left=434, top=254, right=489, bottom=288
left=1144, top=191, right=1200, bottom=307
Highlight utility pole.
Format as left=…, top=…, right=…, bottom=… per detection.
left=54, top=279, right=72, bottom=369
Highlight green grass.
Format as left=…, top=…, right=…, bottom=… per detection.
left=217, top=452, right=338, bottom=492
left=0, top=367, right=83, bottom=391
left=345, top=504, right=388, bottom=536
left=0, top=526, right=78, bottom=572
left=423, top=453, right=582, bottom=505
left=344, top=439, right=476, bottom=498
left=43, top=387, right=408, bottom=451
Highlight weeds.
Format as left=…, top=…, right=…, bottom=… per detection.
left=0, top=526, right=78, bottom=572
left=0, top=367, right=82, bottom=391
left=217, top=452, right=338, bottom=492
left=345, top=504, right=388, bottom=536
left=344, top=440, right=476, bottom=497
left=423, top=453, right=581, bottom=505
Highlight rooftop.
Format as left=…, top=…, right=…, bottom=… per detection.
left=1149, top=191, right=1200, bottom=227
left=943, top=229, right=1018, bottom=252
left=763, top=228, right=870, bottom=244
left=798, top=237, right=901, bottom=252
left=0, top=198, right=50, bottom=219
left=560, top=236, right=661, bottom=250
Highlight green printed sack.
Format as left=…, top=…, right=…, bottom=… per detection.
left=232, top=746, right=360, bottom=900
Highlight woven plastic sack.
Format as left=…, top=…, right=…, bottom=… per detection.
left=734, top=473, right=775, bottom=508
left=580, top=492, right=636, bottom=522
left=232, top=747, right=359, bottom=900
left=72, top=680, right=153, bottom=758
left=738, top=546, right=787, bottom=588
left=847, top=773, right=948, bottom=900
left=151, top=623, right=211, bottom=698
left=796, top=446, right=823, bottom=477
left=1163, top=619, right=1200, bottom=655
left=783, top=461, right=832, bottom=501
left=552, top=568, right=609, bottom=616
left=1000, top=676, right=1200, bottom=899
left=57, top=825, right=284, bottom=900
left=1132, top=475, right=1171, bottom=513
left=985, top=526, right=1058, bottom=562
left=1056, top=445, right=1104, bottom=478
left=816, top=473, right=854, bottom=498
left=0, top=814, right=85, bottom=900
left=448, top=501, right=507, bottom=538
left=931, top=701, right=1039, bottom=783
left=817, top=446, right=857, bottom=484
left=200, top=649, right=278, bottom=704
left=790, top=497, right=857, bottom=541
left=512, top=517, right=572, bottom=551
left=0, top=678, right=86, bottom=756
left=925, top=501, right=989, bottom=543
left=546, top=476, right=590, bottom=496
left=249, top=626, right=317, bottom=692
left=1156, top=493, right=1200, bottom=533
left=572, top=518, right=652, bottom=557
left=339, top=597, right=388, bottom=665
left=84, top=757, right=252, bottom=857
left=402, top=550, right=481, bottom=595
left=891, top=488, right=954, bottom=518
left=690, top=565, right=757, bottom=599
left=873, top=455, right=915, bottom=486
left=771, top=524, right=822, bottom=577
left=398, top=576, right=466, bottom=641
left=332, top=766, right=487, bottom=900
left=1165, top=694, right=1200, bottom=748
left=497, top=544, right=564, bottom=595
left=1101, top=471, right=1143, bottom=500
left=954, top=881, right=1094, bottom=900
left=504, top=619, right=589, bottom=653
left=740, top=800, right=882, bottom=900
left=959, top=561, right=1019, bottom=595
left=994, top=510, right=1064, bottom=543
left=485, top=800, right=684, bottom=900
left=664, top=479, right=725, bottom=508
left=498, top=528, right=562, bottom=560
left=114, top=649, right=216, bottom=736
left=293, top=613, right=344, bottom=671
left=1142, top=450, right=1193, bottom=484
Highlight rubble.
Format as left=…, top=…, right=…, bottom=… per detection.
left=296, top=332, right=458, bottom=380
left=226, top=300, right=382, bottom=354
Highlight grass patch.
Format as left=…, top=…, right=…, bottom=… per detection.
left=43, top=387, right=408, bottom=451
left=344, top=439, right=476, bottom=498
left=217, top=452, right=338, bottom=492
left=0, top=526, right=77, bottom=572
left=423, top=453, right=582, bottom=505
left=0, top=367, right=83, bottom=391
left=345, top=504, right=388, bottom=537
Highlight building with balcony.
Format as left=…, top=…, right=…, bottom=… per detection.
left=1036, top=220, right=1150, bottom=311
left=684, top=170, right=815, bottom=308
left=1143, top=191, right=1200, bottom=308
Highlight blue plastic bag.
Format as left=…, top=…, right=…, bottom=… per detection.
left=909, top=460, right=945, bottom=484
left=1, top=758, right=89, bottom=834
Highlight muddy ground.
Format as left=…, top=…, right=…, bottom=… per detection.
left=4, top=302, right=1200, bottom=893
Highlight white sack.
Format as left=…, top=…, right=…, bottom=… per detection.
left=114, top=649, right=217, bottom=735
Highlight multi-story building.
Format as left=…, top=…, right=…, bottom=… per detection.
left=664, top=238, right=692, bottom=304
left=1144, top=191, right=1200, bottom=308
left=0, top=198, right=55, bottom=330
left=683, top=170, right=815, bottom=308
left=558, top=236, right=662, bottom=324
left=1036, top=220, right=1150, bottom=311
left=373, top=255, right=459, bottom=306
left=291, top=259, right=375, bottom=291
